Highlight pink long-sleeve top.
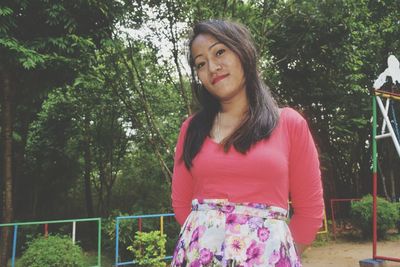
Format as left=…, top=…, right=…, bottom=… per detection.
left=171, top=107, right=324, bottom=245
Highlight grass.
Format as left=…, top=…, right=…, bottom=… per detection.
left=83, top=251, right=114, bottom=267
left=8, top=251, right=114, bottom=267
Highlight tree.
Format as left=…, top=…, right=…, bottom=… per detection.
left=0, top=0, right=122, bottom=263
left=266, top=0, right=400, bottom=200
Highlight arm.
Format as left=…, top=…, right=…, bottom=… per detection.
left=171, top=118, right=194, bottom=225
left=287, top=111, right=324, bottom=254
left=295, top=243, right=308, bottom=255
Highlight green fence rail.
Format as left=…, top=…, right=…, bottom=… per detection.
left=0, top=217, right=102, bottom=267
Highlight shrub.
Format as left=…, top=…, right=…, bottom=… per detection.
left=351, top=195, right=399, bottom=239
left=396, top=202, right=400, bottom=232
left=102, top=211, right=136, bottom=259
left=127, top=231, right=167, bottom=267
left=19, top=235, right=85, bottom=267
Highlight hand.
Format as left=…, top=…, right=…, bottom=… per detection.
left=295, top=243, right=308, bottom=256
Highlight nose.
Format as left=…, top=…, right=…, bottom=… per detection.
left=208, top=59, right=221, bottom=73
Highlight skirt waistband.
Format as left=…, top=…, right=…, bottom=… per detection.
left=191, top=199, right=288, bottom=220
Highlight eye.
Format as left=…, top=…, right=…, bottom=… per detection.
left=216, top=49, right=225, bottom=56
left=196, top=62, right=205, bottom=70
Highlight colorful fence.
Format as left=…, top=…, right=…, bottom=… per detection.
left=1, top=209, right=330, bottom=266
left=329, top=198, right=361, bottom=239
left=318, top=209, right=329, bottom=235
left=288, top=201, right=328, bottom=236
left=0, top=217, right=102, bottom=267
left=114, top=213, right=175, bottom=266
left=114, top=209, right=329, bottom=266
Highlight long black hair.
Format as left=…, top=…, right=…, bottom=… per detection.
left=183, top=19, right=279, bottom=169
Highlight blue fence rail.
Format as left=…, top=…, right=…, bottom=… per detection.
left=0, top=217, right=102, bottom=267
left=114, top=213, right=175, bottom=266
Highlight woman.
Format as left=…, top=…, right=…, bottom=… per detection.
left=171, top=19, right=324, bottom=267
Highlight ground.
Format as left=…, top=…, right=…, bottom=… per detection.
left=302, top=239, right=400, bottom=267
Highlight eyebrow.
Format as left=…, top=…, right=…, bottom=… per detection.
left=193, top=41, right=222, bottom=61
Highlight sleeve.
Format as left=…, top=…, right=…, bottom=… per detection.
left=171, top=118, right=194, bottom=225
left=287, top=111, right=324, bottom=245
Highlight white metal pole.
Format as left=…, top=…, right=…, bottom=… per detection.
left=381, top=98, right=390, bottom=134
left=72, top=221, right=76, bottom=244
left=376, top=96, right=400, bottom=157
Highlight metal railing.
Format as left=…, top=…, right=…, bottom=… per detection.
left=0, top=217, right=102, bottom=267
left=114, top=213, right=175, bottom=266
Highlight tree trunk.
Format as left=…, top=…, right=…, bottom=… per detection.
left=83, top=115, right=94, bottom=217
left=389, top=168, right=396, bottom=201
left=97, top=164, right=105, bottom=216
left=0, top=66, right=14, bottom=266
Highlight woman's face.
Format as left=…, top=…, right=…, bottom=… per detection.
left=191, top=33, right=246, bottom=102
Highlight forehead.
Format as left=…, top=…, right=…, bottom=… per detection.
left=191, top=33, right=220, bottom=56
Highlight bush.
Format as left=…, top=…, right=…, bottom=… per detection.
left=127, top=231, right=167, bottom=267
left=102, top=210, right=136, bottom=260
left=351, top=195, right=399, bottom=239
left=396, top=202, right=400, bottom=232
left=19, top=235, right=85, bottom=267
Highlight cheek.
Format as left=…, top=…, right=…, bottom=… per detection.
left=197, top=72, right=208, bottom=84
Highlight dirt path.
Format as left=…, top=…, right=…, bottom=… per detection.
left=302, top=240, right=400, bottom=267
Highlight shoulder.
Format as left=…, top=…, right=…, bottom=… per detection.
left=280, top=107, right=307, bottom=125
left=278, top=107, right=313, bottom=137
left=179, top=114, right=195, bottom=133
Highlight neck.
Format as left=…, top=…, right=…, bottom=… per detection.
left=219, top=92, right=248, bottom=118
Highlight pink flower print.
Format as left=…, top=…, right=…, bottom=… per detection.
left=268, top=250, right=280, bottom=265
left=189, top=226, right=205, bottom=251
left=189, top=259, right=201, bottom=267
left=247, top=217, right=263, bottom=231
left=172, top=241, right=186, bottom=266
left=294, top=259, right=302, bottom=267
left=225, top=236, right=247, bottom=262
left=257, top=227, right=270, bottom=242
left=220, top=204, right=235, bottom=213
left=186, top=222, right=192, bottom=232
left=248, top=203, right=265, bottom=209
left=226, top=214, right=237, bottom=224
left=229, top=237, right=245, bottom=253
left=275, top=255, right=291, bottom=266
left=275, top=243, right=291, bottom=267
left=270, top=210, right=284, bottom=219
left=227, top=214, right=249, bottom=233
left=227, top=213, right=248, bottom=225
left=245, top=240, right=265, bottom=266
left=237, top=214, right=249, bottom=224
left=199, top=248, right=213, bottom=265
left=226, top=214, right=240, bottom=233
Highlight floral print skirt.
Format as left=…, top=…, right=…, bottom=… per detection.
left=171, top=199, right=301, bottom=267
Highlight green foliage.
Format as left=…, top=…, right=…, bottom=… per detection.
left=19, top=235, right=85, bottom=267
left=396, top=202, right=400, bottom=232
left=351, top=195, right=400, bottom=239
left=127, top=231, right=167, bottom=267
left=3, top=0, right=400, bottom=253
left=103, top=211, right=135, bottom=250
left=0, top=38, right=47, bottom=69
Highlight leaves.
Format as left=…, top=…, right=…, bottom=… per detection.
left=127, top=231, right=167, bottom=267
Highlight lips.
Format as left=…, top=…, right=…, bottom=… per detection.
left=212, top=74, right=229, bottom=85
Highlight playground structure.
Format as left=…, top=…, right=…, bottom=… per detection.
left=114, top=213, right=175, bottom=266
left=0, top=218, right=102, bottom=267
left=367, top=54, right=400, bottom=265
left=0, top=209, right=329, bottom=266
